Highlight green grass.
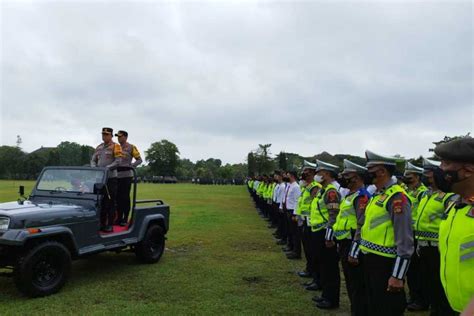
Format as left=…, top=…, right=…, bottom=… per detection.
left=0, top=181, right=348, bottom=315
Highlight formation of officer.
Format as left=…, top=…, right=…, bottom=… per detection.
left=91, top=127, right=142, bottom=232
left=246, top=137, right=474, bottom=315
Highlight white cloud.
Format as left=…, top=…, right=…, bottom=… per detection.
left=1, top=0, right=472, bottom=164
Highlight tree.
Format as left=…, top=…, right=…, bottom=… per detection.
left=255, top=144, right=274, bottom=175
left=0, top=146, right=26, bottom=179
left=277, top=151, right=287, bottom=170
left=247, top=152, right=257, bottom=176
left=145, top=140, right=180, bottom=176
left=57, top=141, right=83, bottom=166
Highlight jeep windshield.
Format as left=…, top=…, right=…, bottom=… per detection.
left=36, top=168, right=106, bottom=194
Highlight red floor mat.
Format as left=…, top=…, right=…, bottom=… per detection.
left=100, top=224, right=130, bottom=235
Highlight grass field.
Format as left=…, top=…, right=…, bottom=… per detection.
left=0, top=181, right=425, bottom=315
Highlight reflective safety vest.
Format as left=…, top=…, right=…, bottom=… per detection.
left=414, top=191, right=454, bottom=241
left=360, top=184, right=406, bottom=258
left=333, top=190, right=360, bottom=240
left=257, top=183, right=266, bottom=197
left=248, top=180, right=254, bottom=189
left=310, top=183, right=338, bottom=232
left=296, top=181, right=321, bottom=217
left=439, top=202, right=474, bottom=312
left=408, top=184, right=428, bottom=222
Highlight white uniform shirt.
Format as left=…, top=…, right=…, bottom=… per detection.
left=285, top=181, right=301, bottom=211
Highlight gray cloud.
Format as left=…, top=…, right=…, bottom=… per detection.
left=1, top=0, right=472, bottom=164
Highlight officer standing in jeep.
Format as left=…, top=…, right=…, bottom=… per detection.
left=115, top=130, right=143, bottom=226
left=91, top=127, right=122, bottom=232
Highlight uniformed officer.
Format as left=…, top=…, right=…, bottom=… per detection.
left=115, top=130, right=143, bottom=226
left=413, top=157, right=458, bottom=315
left=404, top=161, right=429, bottom=311
left=358, top=150, right=414, bottom=316
left=311, top=160, right=341, bottom=310
left=295, top=161, right=321, bottom=275
left=91, top=127, right=122, bottom=232
left=434, top=137, right=474, bottom=314
left=334, top=159, right=371, bottom=315
left=282, top=171, right=301, bottom=256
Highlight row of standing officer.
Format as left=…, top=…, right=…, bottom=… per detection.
left=247, top=137, right=474, bottom=315
left=90, top=127, right=142, bottom=232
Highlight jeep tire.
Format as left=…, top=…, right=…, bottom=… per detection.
left=14, top=241, right=72, bottom=297
left=135, top=224, right=165, bottom=264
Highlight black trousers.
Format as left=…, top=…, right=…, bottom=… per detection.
left=101, top=177, right=117, bottom=227
left=309, top=231, right=322, bottom=286
left=286, top=211, right=295, bottom=249
left=338, top=239, right=368, bottom=316
left=301, top=223, right=313, bottom=274
left=117, top=177, right=132, bottom=223
left=407, top=240, right=427, bottom=306
left=291, top=220, right=302, bottom=256
left=364, top=253, right=406, bottom=316
left=278, top=211, right=288, bottom=241
left=418, top=245, right=457, bottom=316
left=313, top=230, right=340, bottom=305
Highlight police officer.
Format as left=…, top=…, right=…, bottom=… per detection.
left=413, top=157, right=457, bottom=315
left=434, top=137, right=474, bottom=314
left=404, top=161, right=429, bottom=311
left=334, top=159, right=371, bottom=315
left=295, top=161, right=321, bottom=275
left=91, top=127, right=122, bottom=232
left=358, top=150, right=414, bottom=316
left=115, top=130, right=142, bottom=226
left=311, top=160, right=341, bottom=310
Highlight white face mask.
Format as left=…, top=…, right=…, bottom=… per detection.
left=314, top=175, right=323, bottom=183
left=299, top=180, right=307, bottom=186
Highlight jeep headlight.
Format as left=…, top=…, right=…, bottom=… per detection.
left=0, top=218, right=10, bottom=231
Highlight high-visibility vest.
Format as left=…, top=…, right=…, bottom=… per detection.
left=414, top=191, right=453, bottom=241
left=295, top=181, right=321, bottom=217
left=333, top=191, right=360, bottom=240
left=407, top=184, right=428, bottom=222
left=439, top=202, right=474, bottom=312
left=310, top=183, right=338, bottom=232
left=360, top=184, right=406, bottom=258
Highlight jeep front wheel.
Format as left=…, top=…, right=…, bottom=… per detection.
left=135, top=224, right=165, bottom=264
left=14, top=241, right=72, bottom=297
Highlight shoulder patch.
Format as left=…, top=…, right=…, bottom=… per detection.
left=327, top=190, right=339, bottom=203
left=356, top=195, right=369, bottom=211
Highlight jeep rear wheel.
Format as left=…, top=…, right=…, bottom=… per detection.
left=14, top=241, right=71, bottom=297
left=135, top=224, right=165, bottom=264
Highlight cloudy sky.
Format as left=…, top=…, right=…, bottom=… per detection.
left=1, top=0, right=472, bottom=164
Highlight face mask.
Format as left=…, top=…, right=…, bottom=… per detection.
left=433, top=168, right=460, bottom=192
left=299, top=180, right=306, bottom=186
left=421, top=176, right=431, bottom=187
left=364, top=171, right=377, bottom=185
left=338, top=177, right=348, bottom=188
left=404, top=177, right=414, bottom=184
left=283, top=177, right=290, bottom=183
left=314, top=175, right=323, bottom=183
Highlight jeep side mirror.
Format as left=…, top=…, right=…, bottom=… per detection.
left=19, top=186, right=25, bottom=196
left=93, top=183, right=105, bottom=194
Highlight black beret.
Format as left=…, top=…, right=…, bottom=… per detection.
left=434, top=138, right=474, bottom=163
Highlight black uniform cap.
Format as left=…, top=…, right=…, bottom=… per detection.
left=434, top=137, right=474, bottom=163
left=115, top=130, right=128, bottom=137
left=102, top=127, right=113, bottom=135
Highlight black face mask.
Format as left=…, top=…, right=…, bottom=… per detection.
left=283, top=177, right=290, bottom=183
left=421, top=176, right=431, bottom=187
left=364, top=171, right=376, bottom=185
left=404, top=177, right=414, bottom=184
left=338, top=177, right=348, bottom=188
left=433, top=168, right=460, bottom=192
